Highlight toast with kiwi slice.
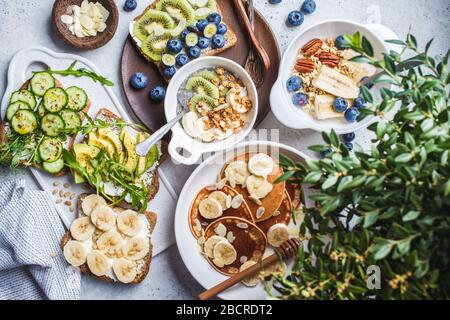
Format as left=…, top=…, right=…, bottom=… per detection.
left=60, top=193, right=157, bottom=284
left=130, top=0, right=238, bottom=82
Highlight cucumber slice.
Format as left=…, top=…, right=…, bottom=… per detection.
left=162, top=53, right=176, bottom=67
left=185, top=32, right=199, bottom=47
left=36, top=101, right=46, bottom=118
left=43, top=87, right=68, bottom=112
left=39, top=138, right=63, bottom=163
left=30, top=72, right=55, bottom=96
left=10, top=90, right=36, bottom=110
left=59, top=109, right=81, bottom=133
left=41, top=114, right=65, bottom=137
left=6, top=101, right=31, bottom=121
left=10, top=109, right=38, bottom=135
left=66, top=86, right=88, bottom=111
left=42, top=158, right=65, bottom=174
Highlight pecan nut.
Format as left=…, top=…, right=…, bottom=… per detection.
left=316, top=51, right=340, bottom=68
left=301, top=38, right=323, bottom=56
left=294, top=58, right=315, bottom=74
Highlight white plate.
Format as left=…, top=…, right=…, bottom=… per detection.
left=174, top=141, right=311, bottom=300
left=1, top=46, right=177, bottom=256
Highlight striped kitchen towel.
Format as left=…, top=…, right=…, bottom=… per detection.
left=0, top=178, right=80, bottom=300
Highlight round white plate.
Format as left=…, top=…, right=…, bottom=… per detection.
left=174, top=141, right=310, bottom=300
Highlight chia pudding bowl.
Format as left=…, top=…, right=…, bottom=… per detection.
left=165, top=57, right=258, bottom=165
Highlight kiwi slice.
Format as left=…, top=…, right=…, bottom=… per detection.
left=186, top=76, right=220, bottom=99
left=134, top=9, right=175, bottom=42
left=141, top=33, right=171, bottom=62
left=189, top=94, right=218, bottom=112
left=193, top=70, right=220, bottom=85
left=156, top=0, right=196, bottom=25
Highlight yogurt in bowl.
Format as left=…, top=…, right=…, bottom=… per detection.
left=165, top=57, right=258, bottom=165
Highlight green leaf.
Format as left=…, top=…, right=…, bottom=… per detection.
left=402, top=210, right=420, bottom=222
left=407, top=33, right=418, bottom=49
left=303, top=171, right=322, bottom=184
left=322, top=175, right=338, bottom=190
left=420, top=118, right=434, bottom=133
left=360, top=85, right=374, bottom=103
left=395, top=153, right=413, bottom=163
left=384, top=54, right=396, bottom=74
left=385, top=39, right=406, bottom=46
left=364, top=211, right=379, bottom=228
left=274, top=171, right=295, bottom=184
left=330, top=130, right=340, bottom=148
left=443, top=179, right=450, bottom=196
left=362, top=36, right=374, bottom=57
left=397, top=239, right=411, bottom=256
left=374, top=243, right=393, bottom=260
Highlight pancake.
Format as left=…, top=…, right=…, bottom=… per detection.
left=220, top=153, right=286, bottom=222
left=257, top=190, right=292, bottom=235
left=189, top=185, right=254, bottom=239
left=203, top=217, right=266, bottom=276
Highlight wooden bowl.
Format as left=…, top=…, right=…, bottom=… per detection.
left=52, top=0, right=119, bottom=50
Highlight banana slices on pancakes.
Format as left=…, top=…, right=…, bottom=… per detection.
left=201, top=217, right=266, bottom=276
left=189, top=185, right=254, bottom=239
left=221, top=153, right=286, bottom=222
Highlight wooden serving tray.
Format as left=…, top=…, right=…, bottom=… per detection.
left=120, top=0, right=280, bottom=136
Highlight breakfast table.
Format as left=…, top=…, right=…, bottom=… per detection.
left=0, top=0, right=448, bottom=300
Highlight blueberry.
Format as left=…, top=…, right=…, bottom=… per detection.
left=180, top=29, right=189, bottom=40
left=188, top=46, right=201, bottom=59
left=320, top=149, right=333, bottom=159
left=344, top=142, right=354, bottom=151
left=287, top=11, right=304, bottom=27
left=176, top=53, right=189, bottom=67
left=207, top=13, right=222, bottom=25
left=301, top=0, right=317, bottom=14
left=163, top=66, right=176, bottom=78
left=216, top=23, right=228, bottom=35
left=123, top=0, right=137, bottom=11
left=150, top=86, right=166, bottom=102
left=167, top=39, right=183, bottom=54
left=286, top=76, right=302, bottom=92
left=269, top=0, right=282, bottom=3
left=342, top=132, right=356, bottom=143
left=344, top=107, right=360, bottom=123
left=198, top=37, right=210, bottom=49
left=196, top=19, right=209, bottom=32
left=333, top=97, right=348, bottom=113
left=130, top=72, right=148, bottom=90
left=212, top=34, right=226, bottom=48
left=353, top=97, right=366, bottom=109
left=335, top=35, right=346, bottom=50
left=292, top=93, right=309, bottom=107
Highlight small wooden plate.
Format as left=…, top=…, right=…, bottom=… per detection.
left=52, top=0, right=119, bottom=50
left=120, top=1, right=281, bottom=136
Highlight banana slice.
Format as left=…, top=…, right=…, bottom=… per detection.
left=86, top=250, right=111, bottom=276
left=246, top=175, right=273, bottom=199
left=198, top=198, right=223, bottom=220
left=342, top=60, right=377, bottom=83
left=212, top=240, right=237, bottom=267
left=70, top=216, right=95, bottom=241
left=209, top=191, right=231, bottom=210
left=90, top=205, right=116, bottom=231
left=267, top=223, right=290, bottom=247
left=313, top=65, right=360, bottom=99
left=96, top=230, right=123, bottom=254
left=239, top=260, right=260, bottom=287
left=248, top=153, right=274, bottom=177
left=203, top=235, right=227, bottom=258
left=313, top=95, right=345, bottom=120
left=224, top=161, right=249, bottom=187
left=63, top=240, right=87, bottom=267
left=117, top=210, right=142, bottom=237
left=122, top=236, right=150, bottom=261
left=113, top=258, right=137, bottom=284
left=81, top=194, right=107, bottom=216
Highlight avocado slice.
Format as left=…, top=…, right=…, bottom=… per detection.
left=121, top=128, right=138, bottom=174
left=73, top=144, right=100, bottom=166
left=97, top=127, right=124, bottom=163
left=136, top=133, right=147, bottom=177
left=73, top=170, right=86, bottom=184
left=88, top=132, right=116, bottom=159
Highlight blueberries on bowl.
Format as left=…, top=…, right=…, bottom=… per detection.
left=333, top=97, right=348, bottom=113
left=163, top=66, right=176, bottom=78
left=344, top=107, right=360, bottom=123
left=320, top=149, right=333, bottom=159
left=344, top=142, right=354, bottom=151
left=150, top=86, right=166, bottom=102
left=188, top=46, right=202, bottom=59
left=335, top=35, right=346, bottom=50
left=292, top=93, right=309, bottom=107
left=207, top=13, right=221, bottom=25
left=342, top=132, right=356, bottom=143
left=216, top=23, right=228, bottom=35
left=176, top=53, right=189, bottom=67
left=196, top=19, right=209, bottom=32
left=353, top=97, right=366, bottom=109
left=212, top=34, right=226, bottom=49
left=123, top=0, right=137, bottom=12
left=167, top=39, right=183, bottom=54
left=198, top=37, right=210, bottom=49
left=287, top=11, right=304, bottom=27
left=301, top=0, right=317, bottom=14
left=130, top=72, right=148, bottom=90
left=286, top=76, right=302, bottom=92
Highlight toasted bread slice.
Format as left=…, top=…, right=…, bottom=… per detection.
left=132, top=0, right=238, bottom=82
left=60, top=193, right=157, bottom=284
left=0, top=79, right=91, bottom=176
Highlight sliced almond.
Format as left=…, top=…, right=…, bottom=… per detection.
left=231, top=194, right=243, bottom=209
left=236, top=222, right=248, bottom=229
left=214, top=223, right=227, bottom=237
left=61, top=14, right=74, bottom=25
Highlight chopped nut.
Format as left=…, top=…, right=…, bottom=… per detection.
left=226, top=231, right=236, bottom=243
left=214, top=223, right=227, bottom=237
left=64, top=201, right=72, bottom=206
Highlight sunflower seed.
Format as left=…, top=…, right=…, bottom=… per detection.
left=53, top=181, right=60, bottom=187
left=55, top=199, right=62, bottom=204
left=63, top=183, right=71, bottom=188
left=52, top=189, right=58, bottom=195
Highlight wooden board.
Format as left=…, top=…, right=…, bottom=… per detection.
left=120, top=1, right=280, bottom=137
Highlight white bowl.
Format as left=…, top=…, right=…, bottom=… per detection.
left=270, top=20, right=398, bottom=134
left=165, top=57, right=258, bottom=165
